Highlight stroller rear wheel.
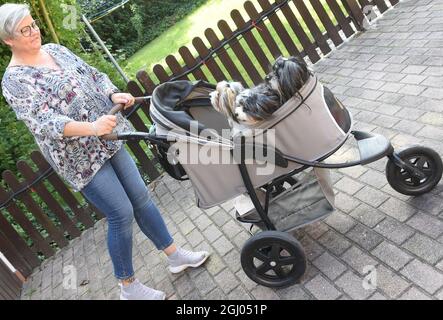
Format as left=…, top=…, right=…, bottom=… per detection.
left=386, top=146, right=443, bottom=196
left=241, top=231, right=306, bottom=288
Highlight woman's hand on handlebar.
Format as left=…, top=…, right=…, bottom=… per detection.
left=92, top=115, right=117, bottom=136
left=110, top=93, right=135, bottom=110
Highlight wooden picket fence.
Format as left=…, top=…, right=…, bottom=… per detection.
left=0, top=0, right=398, bottom=299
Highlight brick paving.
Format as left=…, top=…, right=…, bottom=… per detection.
left=20, top=0, right=443, bottom=300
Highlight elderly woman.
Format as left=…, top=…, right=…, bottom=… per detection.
left=1, top=3, right=209, bottom=300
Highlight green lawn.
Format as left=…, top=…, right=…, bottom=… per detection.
left=123, top=0, right=349, bottom=85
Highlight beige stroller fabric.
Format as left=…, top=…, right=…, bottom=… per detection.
left=150, top=75, right=351, bottom=208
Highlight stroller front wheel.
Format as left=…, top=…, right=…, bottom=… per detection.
left=386, top=146, right=443, bottom=196
left=240, top=231, right=306, bottom=288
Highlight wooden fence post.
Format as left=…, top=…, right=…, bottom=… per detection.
left=342, top=0, right=367, bottom=31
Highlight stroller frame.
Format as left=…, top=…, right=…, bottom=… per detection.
left=104, top=84, right=442, bottom=288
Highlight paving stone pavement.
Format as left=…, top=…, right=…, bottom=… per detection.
left=20, top=0, right=443, bottom=300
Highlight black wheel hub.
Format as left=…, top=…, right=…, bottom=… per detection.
left=397, top=154, right=433, bottom=187
left=252, top=244, right=298, bottom=279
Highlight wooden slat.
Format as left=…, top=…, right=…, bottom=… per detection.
left=342, top=0, right=367, bottom=31
left=0, top=270, right=19, bottom=300
left=325, top=0, right=355, bottom=38
left=126, top=88, right=153, bottom=128
left=0, top=274, right=16, bottom=300
left=125, top=81, right=152, bottom=125
left=0, top=260, right=22, bottom=288
left=178, top=46, right=209, bottom=82
left=136, top=70, right=157, bottom=95
left=0, top=261, right=21, bottom=300
left=389, top=0, right=399, bottom=5
left=30, top=152, right=96, bottom=227
left=231, top=9, right=271, bottom=74
left=358, top=0, right=371, bottom=8
left=17, top=161, right=81, bottom=238
left=127, top=79, right=154, bottom=124
left=153, top=64, right=172, bottom=83
left=205, top=27, right=246, bottom=85
left=0, top=278, right=19, bottom=300
left=2, top=171, right=68, bottom=248
left=244, top=0, right=283, bottom=59
left=258, top=0, right=301, bottom=57
left=292, top=0, right=331, bottom=55
left=217, top=20, right=263, bottom=85
left=373, top=0, right=389, bottom=13
left=0, top=186, right=54, bottom=258
left=309, top=0, right=344, bottom=47
left=192, top=36, right=227, bottom=82
left=120, top=86, right=155, bottom=137
left=166, top=55, right=190, bottom=81
left=278, top=1, right=321, bottom=63
left=0, top=231, right=33, bottom=277
left=0, top=207, right=41, bottom=268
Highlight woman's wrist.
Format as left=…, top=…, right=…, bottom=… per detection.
left=90, top=121, right=98, bottom=137
left=108, top=91, right=120, bottom=102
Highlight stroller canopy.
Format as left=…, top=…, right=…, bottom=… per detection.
left=150, top=80, right=221, bottom=134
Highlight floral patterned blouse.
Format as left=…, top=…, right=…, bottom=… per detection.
left=1, top=43, right=134, bottom=192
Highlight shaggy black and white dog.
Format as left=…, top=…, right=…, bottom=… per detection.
left=265, top=55, right=310, bottom=104
left=211, top=56, right=310, bottom=128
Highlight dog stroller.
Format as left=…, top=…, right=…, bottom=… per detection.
left=105, top=75, right=443, bottom=288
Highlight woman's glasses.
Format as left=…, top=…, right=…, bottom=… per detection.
left=19, top=20, right=40, bottom=37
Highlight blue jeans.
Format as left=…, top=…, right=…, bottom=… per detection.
left=81, top=147, right=173, bottom=280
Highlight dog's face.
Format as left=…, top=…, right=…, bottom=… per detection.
left=210, top=81, right=244, bottom=122
left=265, top=56, right=310, bottom=103
left=235, top=84, right=281, bottom=124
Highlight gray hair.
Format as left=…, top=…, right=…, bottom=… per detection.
left=0, top=3, right=31, bottom=40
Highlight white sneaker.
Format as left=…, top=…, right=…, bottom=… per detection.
left=167, top=248, right=210, bottom=274
left=119, top=279, right=166, bottom=300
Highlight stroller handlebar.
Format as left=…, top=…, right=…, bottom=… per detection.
left=102, top=96, right=151, bottom=140
left=108, top=103, right=125, bottom=116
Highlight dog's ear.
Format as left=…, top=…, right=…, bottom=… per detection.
left=254, top=90, right=281, bottom=119
left=226, top=88, right=237, bottom=108
left=229, top=82, right=245, bottom=94
left=276, top=56, right=309, bottom=101
left=224, top=82, right=245, bottom=109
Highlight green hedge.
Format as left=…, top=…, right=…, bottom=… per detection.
left=85, top=0, right=209, bottom=60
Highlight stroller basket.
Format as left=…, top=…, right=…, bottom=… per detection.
left=236, top=169, right=334, bottom=232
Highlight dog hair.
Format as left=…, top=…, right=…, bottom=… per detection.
left=265, top=55, right=310, bottom=104
left=209, top=80, right=244, bottom=118
left=234, top=83, right=281, bottom=124
left=210, top=56, right=310, bottom=129
left=209, top=80, right=245, bottom=126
